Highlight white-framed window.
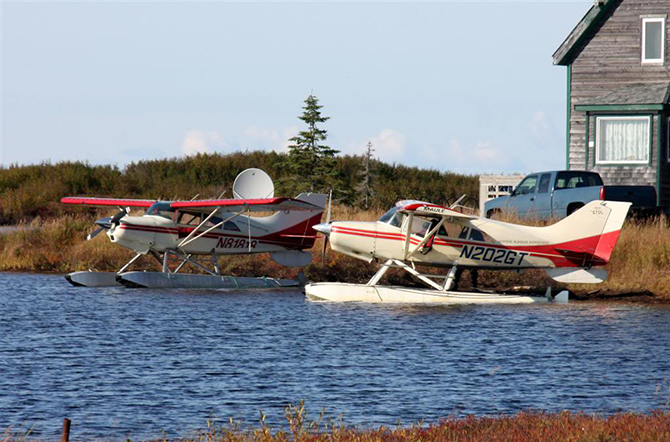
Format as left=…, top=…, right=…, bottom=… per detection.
left=642, top=17, right=665, bottom=64
left=595, top=116, right=651, bottom=165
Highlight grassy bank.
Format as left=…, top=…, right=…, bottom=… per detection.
left=185, top=409, right=670, bottom=442
left=5, top=407, right=670, bottom=441
left=0, top=206, right=669, bottom=301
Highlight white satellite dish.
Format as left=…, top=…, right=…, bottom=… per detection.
left=232, top=168, right=275, bottom=199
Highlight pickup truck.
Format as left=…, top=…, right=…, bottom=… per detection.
left=484, top=170, right=658, bottom=220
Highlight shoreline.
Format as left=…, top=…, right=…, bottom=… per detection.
left=5, top=269, right=669, bottom=305
left=6, top=410, right=670, bottom=441
left=1, top=212, right=669, bottom=304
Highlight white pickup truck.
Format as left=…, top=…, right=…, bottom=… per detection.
left=484, top=170, right=658, bottom=220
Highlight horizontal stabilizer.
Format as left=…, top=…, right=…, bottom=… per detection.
left=545, top=267, right=607, bottom=284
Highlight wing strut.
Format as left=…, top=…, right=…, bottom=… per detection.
left=178, top=207, right=246, bottom=249
left=404, top=217, right=447, bottom=260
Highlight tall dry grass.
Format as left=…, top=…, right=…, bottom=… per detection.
left=0, top=208, right=668, bottom=300
left=182, top=405, right=670, bottom=442
left=6, top=405, right=668, bottom=441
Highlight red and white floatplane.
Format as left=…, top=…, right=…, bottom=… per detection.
left=63, top=169, right=326, bottom=288
left=306, top=198, right=631, bottom=304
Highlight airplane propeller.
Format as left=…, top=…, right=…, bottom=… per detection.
left=314, top=190, right=332, bottom=265
left=87, top=208, right=127, bottom=240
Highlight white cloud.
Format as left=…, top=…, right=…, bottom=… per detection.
left=441, top=139, right=511, bottom=173
left=241, top=125, right=298, bottom=152
left=181, top=130, right=227, bottom=156
left=346, top=128, right=407, bottom=162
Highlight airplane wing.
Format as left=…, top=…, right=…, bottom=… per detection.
left=61, top=197, right=157, bottom=208
left=396, top=200, right=479, bottom=220
left=170, top=197, right=323, bottom=212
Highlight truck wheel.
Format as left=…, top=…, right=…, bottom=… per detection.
left=567, top=203, right=584, bottom=216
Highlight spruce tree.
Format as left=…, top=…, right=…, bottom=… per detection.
left=285, top=94, right=339, bottom=192
left=356, top=141, right=375, bottom=209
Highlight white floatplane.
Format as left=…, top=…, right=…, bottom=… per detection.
left=62, top=169, right=327, bottom=288
left=306, top=197, right=632, bottom=304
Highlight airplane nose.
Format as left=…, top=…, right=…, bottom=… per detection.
left=313, top=223, right=332, bottom=235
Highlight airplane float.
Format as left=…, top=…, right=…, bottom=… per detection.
left=307, top=197, right=631, bottom=304
left=62, top=169, right=327, bottom=288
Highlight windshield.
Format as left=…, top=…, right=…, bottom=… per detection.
left=378, top=207, right=404, bottom=227
left=146, top=202, right=175, bottom=220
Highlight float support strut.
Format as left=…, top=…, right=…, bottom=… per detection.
left=444, top=264, right=459, bottom=291
left=367, top=259, right=393, bottom=286
left=119, top=253, right=143, bottom=274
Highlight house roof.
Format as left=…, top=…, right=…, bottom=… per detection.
left=579, top=82, right=670, bottom=106
left=553, top=0, right=621, bottom=66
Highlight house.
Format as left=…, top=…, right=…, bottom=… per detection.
left=553, top=0, right=670, bottom=209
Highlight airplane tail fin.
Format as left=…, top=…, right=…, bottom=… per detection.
left=266, top=192, right=327, bottom=250
left=543, top=200, right=631, bottom=265
left=541, top=200, right=630, bottom=283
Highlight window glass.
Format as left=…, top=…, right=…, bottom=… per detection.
left=514, top=175, right=538, bottom=195
left=410, top=217, right=432, bottom=237
left=596, top=117, right=650, bottom=164
left=146, top=202, right=175, bottom=220
left=586, top=173, right=603, bottom=187
left=643, top=19, right=664, bottom=62
left=468, top=229, right=492, bottom=243
left=210, top=217, right=241, bottom=232
left=178, top=212, right=201, bottom=226
left=538, top=174, right=551, bottom=193
left=379, top=207, right=404, bottom=227
left=436, top=222, right=462, bottom=238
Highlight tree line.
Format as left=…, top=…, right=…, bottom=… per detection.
left=0, top=94, right=478, bottom=224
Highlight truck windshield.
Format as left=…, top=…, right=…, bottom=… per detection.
left=515, top=175, right=538, bottom=195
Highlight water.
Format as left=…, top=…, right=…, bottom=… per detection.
left=1, top=273, right=669, bottom=438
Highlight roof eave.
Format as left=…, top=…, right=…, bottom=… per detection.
left=552, top=0, right=619, bottom=66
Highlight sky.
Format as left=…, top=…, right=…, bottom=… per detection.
left=2, top=1, right=593, bottom=174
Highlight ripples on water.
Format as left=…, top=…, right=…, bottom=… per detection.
left=1, top=273, right=669, bottom=438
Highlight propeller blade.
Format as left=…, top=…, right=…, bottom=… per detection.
left=87, top=226, right=105, bottom=241
left=321, top=235, right=329, bottom=265
left=110, top=208, right=127, bottom=226
left=326, top=190, right=332, bottom=224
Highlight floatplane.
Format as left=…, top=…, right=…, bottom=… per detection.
left=307, top=197, right=631, bottom=304
left=62, top=169, right=327, bottom=288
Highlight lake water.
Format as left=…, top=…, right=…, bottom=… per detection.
left=1, top=273, right=669, bottom=439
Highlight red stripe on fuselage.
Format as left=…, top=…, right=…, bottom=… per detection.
left=331, top=225, right=619, bottom=267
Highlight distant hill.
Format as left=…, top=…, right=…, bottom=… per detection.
left=0, top=151, right=478, bottom=224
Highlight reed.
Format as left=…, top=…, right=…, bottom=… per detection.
left=4, top=408, right=668, bottom=441
left=180, top=407, right=670, bottom=442
left=0, top=209, right=668, bottom=301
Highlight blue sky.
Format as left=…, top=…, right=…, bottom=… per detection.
left=2, top=1, right=592, bottom=174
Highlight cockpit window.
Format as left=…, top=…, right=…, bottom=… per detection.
left=146, top=202, right=175, bottom=220
left=211, top=216, right=241, bottom=232
left=409, top=217, right=432, bottom=237
left=178, top=211, right=242, bottom=232
left=378, top=207, right=404, bottom=228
